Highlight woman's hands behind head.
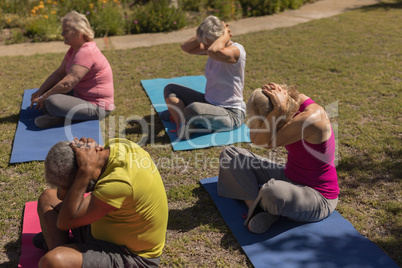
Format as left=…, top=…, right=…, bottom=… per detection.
left=261, top=83, right=288, bottom=114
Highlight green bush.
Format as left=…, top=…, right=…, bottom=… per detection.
left=0, top=0, right=319, bottom=44
left=25, top=14, right=62, bottom=42
left=89, top=4, right=126, bottom=37
left=180, top=0, right=208, bottom=11
left=238, top=0, right=308, bottom=16
left=208, top=0, right=243, bottom=21
left=128, top=0, right=187, bottom=34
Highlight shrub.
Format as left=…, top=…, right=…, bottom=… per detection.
left=89, top=3, right=126, bottom=37
left=208, top=0, right=243, bottom=21
left=4, top=28, right=28, bottom=44
left=128, top=0, right=187, bottom=34
left=238, top=0, right=308, bottom=17
left=0, top=0, right=319, bottom=44
left=25, top=13, right=62, bottom=42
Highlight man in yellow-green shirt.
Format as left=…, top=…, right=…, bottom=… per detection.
left=35, top=137, right=168, bottom=267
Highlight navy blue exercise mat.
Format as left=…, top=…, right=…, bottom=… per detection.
left=140, top=76, right=250, bottom=151
left=10, top=89, right=103, bottom=164
left=199, top=176, right=398, bottom=268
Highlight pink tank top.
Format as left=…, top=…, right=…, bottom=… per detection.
left=284, top=99, right=339, bottom=199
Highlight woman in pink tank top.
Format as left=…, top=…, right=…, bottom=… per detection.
left=218, top=82, right=339, bottom=234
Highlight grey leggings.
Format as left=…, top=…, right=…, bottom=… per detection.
left=218, top=146, right=338, bottom=223
left=164, top=83, right=244, bottom=131
left=45, top=93, right=111, bottom=121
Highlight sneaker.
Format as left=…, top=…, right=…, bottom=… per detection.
left=32, top=232, right=48, bottom=252
left=247, top=212, right=279, bottom=234
left=34, top=114, right=64, bottom=128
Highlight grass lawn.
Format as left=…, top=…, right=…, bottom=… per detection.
left=0, top=1, right=401, bottom=267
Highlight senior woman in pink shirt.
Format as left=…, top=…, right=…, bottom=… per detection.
left=218, top=83, right=339, bottom=233
left=30, top=11, right=114, bottom=128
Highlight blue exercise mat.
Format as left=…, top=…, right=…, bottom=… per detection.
left=140, top=76, right=250, bottom=151
left=10, top=89, right=103, bottom=164
left=200, top=176, right=398, bottom=268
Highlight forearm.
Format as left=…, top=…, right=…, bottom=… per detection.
left=57, top=168, right=92, bottom=230
left=38, top=71, right=66, bottom=95
left=207, top=34, right=238, bottom=63
left=41, top=74, right=79, bottom=100
left=250, top=110, right=286, bottom=148
left=181, top=36, right=205, bottom=55
left=208, top=34, right=230, bottom=54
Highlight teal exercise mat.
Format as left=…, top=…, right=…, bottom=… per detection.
left=10, top=89, right=103, bottom=164
left=140, top=76, right=250, bottom=151
left=199, top=176, right=398, bottom=268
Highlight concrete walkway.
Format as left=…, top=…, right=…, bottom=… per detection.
left=0, top=0, right=379, bottom=57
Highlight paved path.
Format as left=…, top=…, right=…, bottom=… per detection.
left=0, top=0, right=379, bottom=57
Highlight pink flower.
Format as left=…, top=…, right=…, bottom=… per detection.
left=134, top=20, right=138, bottom=24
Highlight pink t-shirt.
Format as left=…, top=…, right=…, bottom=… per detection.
left=284, top=99, right=339, bottom=199
left=65, top=42, right=114, bottom=110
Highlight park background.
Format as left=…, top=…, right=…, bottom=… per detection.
left=0, top=0, right=401, bottom=267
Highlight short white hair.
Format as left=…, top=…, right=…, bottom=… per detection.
left=196, top=15, right=225, bottom=45
left=62, top=11, right=94, bottom=42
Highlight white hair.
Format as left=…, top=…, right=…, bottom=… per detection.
left=196, top=15, right=225, bottom=45
left=62, top=11, right=94, bottom=41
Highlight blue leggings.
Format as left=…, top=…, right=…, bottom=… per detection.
left=164, top=83, right=244, bottom=131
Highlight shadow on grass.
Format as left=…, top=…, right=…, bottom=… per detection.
left=2, top=239, right=20, bottom=268
left=123, top=114, right=171, bottom=146
left=0, top=114, right=19, bottom=124
left=337, top=147, right=401, bottom=183
left=359, top=1, right=402, bottom=11
left=167, top=186, right=229, bottom=233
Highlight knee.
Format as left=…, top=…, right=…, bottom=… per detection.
left=258, top=179, right=288, bottom=215
left=219, top=146, right=236, bottom=172
left=44, top=95, right=61, bottom=113
left=163, top=84, right=175, bottom=99
left=183, top=103, right=200, bottom=121
left=219, top=146, right=236, bottom=166
left=39, top=250, right=63, bottom=268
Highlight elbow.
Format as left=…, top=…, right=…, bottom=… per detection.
left=56, top=221, right=70, bottom=231
left=180, top=43, right=186, bottom=51
left=250, top=131, right=273, bottom=149
left=60, top=81, right=74, bottom=92
left=180, top=44, right=191, bottom=54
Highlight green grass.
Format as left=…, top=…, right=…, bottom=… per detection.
left=0, top=1, right=401, bottom=267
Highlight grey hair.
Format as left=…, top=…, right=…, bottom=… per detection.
left=45, top=141, right=78, bottom=188
left=62, top=11, right=94, bottom=42
left=196, top=15, right=225, bottom=45
left=246, top=85, right=301, bottom=132
left=44, top=141, right=96, bottom=192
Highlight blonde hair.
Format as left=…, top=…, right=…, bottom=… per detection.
left=196, top=15, right=225, bottom=45
left=62, top=11, right=94, bottom=42
left=246, top=84, right=301, bottom=132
